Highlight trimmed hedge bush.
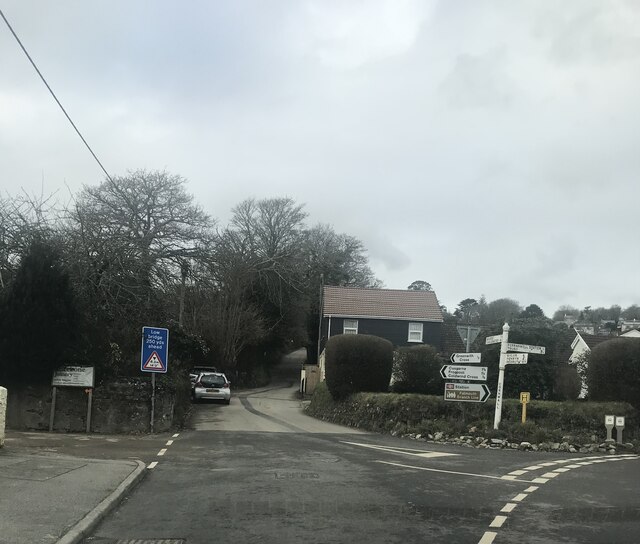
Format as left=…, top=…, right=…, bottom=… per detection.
left=391, top=345, right=443, bottom=394
left=325, top=334, right=393, bottom=400
left=588, top=338, right=640, bottom=408
left=306, top=382, right=639, bottom=444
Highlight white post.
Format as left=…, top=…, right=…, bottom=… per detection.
left=493, top=322, right=510, bottom=430
left=0, top=386, right=6, bottom=447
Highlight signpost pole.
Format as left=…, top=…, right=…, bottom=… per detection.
left=493, top=323, right=510, bottom=430
left=151, top=373, right=156, bottom=434
left=49, top=386, right=57, bottom=432
left=86, top=389, right=93, bottom=433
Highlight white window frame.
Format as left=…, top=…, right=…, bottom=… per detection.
left=408, top=322, right=423, bottom=343
left=343, top=319, right=358, bottom=335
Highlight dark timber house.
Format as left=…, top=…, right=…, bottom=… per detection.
left=319, top=285, right=444, bottom=360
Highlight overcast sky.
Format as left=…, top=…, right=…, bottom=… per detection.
left=1, top=1, right=639, bottom=316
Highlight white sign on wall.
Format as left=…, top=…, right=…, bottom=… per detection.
left=52, top=366, right=95, bottom=388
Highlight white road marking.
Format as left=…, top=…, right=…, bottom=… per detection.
left=147, top=461, right=158, bottom=469
left=478, top=531, right=497, bottom=544
left=157, top=448, right=167, bottom=456
left=172, top=433, right=180, bottom=438
left=166, top=440, right=174, bottom=446
left=479, top=453, right=640, bottom=544
left=342, top=441, right=458, bottom=459
left=376, top=461, right=531, bottom=481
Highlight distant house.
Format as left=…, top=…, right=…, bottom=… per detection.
left=319, top=285, right=444, bottom=351
left=569, top=330, right=613, bottom=398
left=620, top=319, right=640, bottom=336
left=569, top=330, right=610, bottom=365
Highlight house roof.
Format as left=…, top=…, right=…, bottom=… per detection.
left=322, top=285, right=444, bottom=322
left=576, top=332, right=611, bottom=349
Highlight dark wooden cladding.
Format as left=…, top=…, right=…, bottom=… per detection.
left=320, top=317, right=443, bottom=352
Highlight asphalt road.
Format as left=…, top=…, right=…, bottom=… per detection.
left=83, top=351, right=640, bottom=544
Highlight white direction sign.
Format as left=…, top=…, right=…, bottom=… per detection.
left=504, top=353, right=528, bottom=365
left=485, top=335, right=502, bottom=345
left=444, top=382, right=491, bottom=403
left=450, top=352, right=482, bottom=364
left=440, top=365, right=488, bottom=381
left=507, top=342, right=546, bottom=355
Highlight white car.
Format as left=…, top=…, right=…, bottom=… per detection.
left=192, top=372, right=231, bottom=404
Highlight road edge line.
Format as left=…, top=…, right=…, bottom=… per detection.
left=56, top=459, right=147, bottom=544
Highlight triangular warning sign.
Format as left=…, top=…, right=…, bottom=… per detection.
left=143, top=351, right=165, bottom=371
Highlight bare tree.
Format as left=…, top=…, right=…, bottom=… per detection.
left=64, top=169, right=215, bottom=333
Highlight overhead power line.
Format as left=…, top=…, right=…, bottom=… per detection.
left=0, top=7, right=114, bottom=183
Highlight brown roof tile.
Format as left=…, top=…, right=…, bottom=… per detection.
left=323, top=286, right=443, bottom=322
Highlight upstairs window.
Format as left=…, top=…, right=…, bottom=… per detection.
left=408, top=322, right=423, bottom=342
left=343, top=319, right=358, bottom=335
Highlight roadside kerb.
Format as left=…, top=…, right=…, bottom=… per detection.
left=56, top=459, right=147, bottom=544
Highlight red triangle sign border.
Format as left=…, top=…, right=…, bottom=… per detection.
left=143, top=350, right=166, bottom=371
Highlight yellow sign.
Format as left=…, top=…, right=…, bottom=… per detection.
left=520, top=392, right=530, bottom=424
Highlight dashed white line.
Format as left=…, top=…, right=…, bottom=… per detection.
left=478, top=531, right=497, bottom=544
left=157, top=448, right=167, bottom=456
left=489, top=515, right=508, bottom=528
left=166, top=440, right=174, bottom=446
left=480, top=454, right=640, bottom=544
left=148, top=461, right=158, bottom=469
left=172, top=433, right=180, bottom=438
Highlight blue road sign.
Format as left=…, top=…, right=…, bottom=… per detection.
left=141, top=326, right=169, bottom=373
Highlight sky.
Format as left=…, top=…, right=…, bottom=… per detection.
left=1, top=1, right=639, bottom=316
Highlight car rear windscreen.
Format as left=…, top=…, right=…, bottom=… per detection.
left=200, top=375, right=226, bottom=387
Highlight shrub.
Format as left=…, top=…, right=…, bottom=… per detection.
left=325, top=334, right=393, bottom=399
left=0, top=241, right=79, bottom=384
left=587, top=338, right=640, bottom=408
left=391, top=345, right=443, bottom=394
left=306, top=388, right=639, bottom=443
left=550, top=364, right=581, bottom=401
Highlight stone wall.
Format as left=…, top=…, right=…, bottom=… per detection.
left=4, top=378, right=190, bottom=433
